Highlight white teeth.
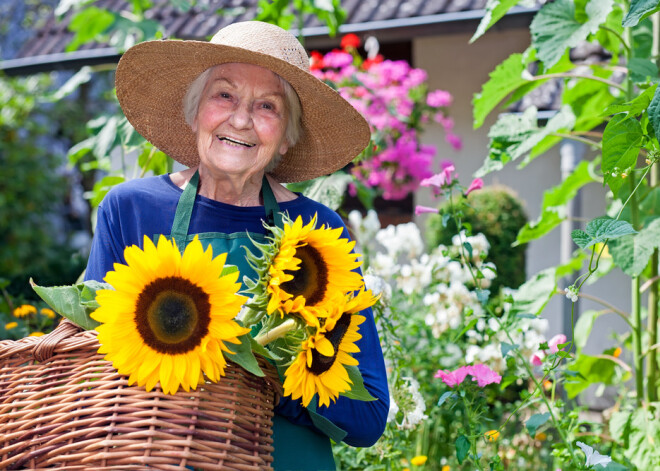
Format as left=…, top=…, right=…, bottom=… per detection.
left=218, top=136, right=255, bottom=147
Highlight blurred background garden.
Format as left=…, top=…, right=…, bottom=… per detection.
left=2, top=0, right=660, bottom=469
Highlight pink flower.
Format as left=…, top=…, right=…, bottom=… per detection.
left=415, top=205, right=439, bottom=215
left=531, top=353, right=544, bottom=366
left=427, top=89, right=453, bottom=108
left=421, top=164, right=456, bottom=189
left=446, top=133, right=463, bottom=150
left=548, top=334, right=568, bottom=354
left=435, top=366, right=470, bottom=388
left=465, top=178, right=484, bottom=196
left=467, top=364, right=502, bottom=387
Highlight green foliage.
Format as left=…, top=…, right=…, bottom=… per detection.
left=31, top=279, right=106, bottom=330
left=256, top=0, right=346, bottom=38
left=426, top=186, right=529, bottom=292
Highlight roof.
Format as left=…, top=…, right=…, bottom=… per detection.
left=3, top=0, right=540, bottom=75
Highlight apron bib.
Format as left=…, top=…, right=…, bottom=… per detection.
left=160, top=171, right=337, bottom=471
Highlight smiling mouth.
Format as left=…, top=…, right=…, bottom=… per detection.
left=218, top=136, right=255, bottom=148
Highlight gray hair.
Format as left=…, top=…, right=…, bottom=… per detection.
left=183, top=65, right=303, bottom=171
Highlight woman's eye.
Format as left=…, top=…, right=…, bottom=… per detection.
left=260, top=102, right=274, bottom=110
left=218, top=92, right=231, bottom=99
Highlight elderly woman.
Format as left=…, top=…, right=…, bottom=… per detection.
left=84, top=21, right=389, bottom=470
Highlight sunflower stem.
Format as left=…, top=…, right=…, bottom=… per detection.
left=255, top=318, right=297, bottom=346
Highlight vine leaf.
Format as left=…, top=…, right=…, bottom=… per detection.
left=647, top=84, right=660, bottom=139
left=602, top=114, right=644, bottom=196
left=603, top=83, right=657, bottom=117
left=623, top=0, right=660, bottom=27
left=571, top=217, right=637, bottom=250
left=455, top=435, right=471, bottom=464
left=531, top=0, right=615, bottom=68
left=30, top=279, right=107, bottom=331
left=526, top=412, right=551, bottom=436
left=609, top=217, right=660, bottom=276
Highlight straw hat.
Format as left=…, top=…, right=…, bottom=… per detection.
left=115, top=21, right=371, bottom=183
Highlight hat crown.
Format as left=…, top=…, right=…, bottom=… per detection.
left=211, top=21, right=310, bottom=73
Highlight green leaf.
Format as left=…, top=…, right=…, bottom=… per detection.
left=453, top=318, right=478, bottom=342
left=516, top=160, right=597, bottom=244
left=477, top=106, right=576, bottom=177
left=437, top=391, right=456, bottom=406
left=561, top=75, right=615, bottom=133
left=602, top=114, right=644, bottom=195
left=511, top=267, right=557, bottom=316
left=565, top=353, right=626, bottom=398
left=531, top=0, right=615, bottom=68
left=628, top=57, right=659, bottom=83
left=526, top=412, right=551, bottom=436
left=471, top=0, right=524, bottom=43
left=47, top=66, right=93, bottom=101
left=623, top=0, right=660, bottom=27
left=473, top=52, right=531, bottom=129
left=647, top=84, right=660, bottom=140
left=572, top=216, right=637, bottom=250
left=501, top=342, right=518, bottom=358
left=609, top=217, right=660, bottom=276
left=573, top=310, right=604, bottom=352
left=343, top=364, right=377, bottom=401
left=31, top=279, right=107, bottom=330
left=603, top=83, right=658, bottom=116
left=66, top=7, right=115, bottom=52
left=625, top=408, right=660, bottom=468
left=455, top=434, right=471, bottom=464
left=90, top=175, right=125, bottom=207
left=226, top=334, right=264, bottom=377
left=609, top=409, right=632, bottom=445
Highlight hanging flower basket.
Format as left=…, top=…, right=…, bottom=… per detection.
left=0, top=319, right=281, bottom=470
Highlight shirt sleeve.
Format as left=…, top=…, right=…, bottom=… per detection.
left=274, top=205, right=390, bottom=447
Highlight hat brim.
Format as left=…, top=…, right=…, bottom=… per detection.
left=115, top=40, right=371, bottom=183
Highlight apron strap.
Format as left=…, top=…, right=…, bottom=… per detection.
left=170, top=170, right=282, bottom=251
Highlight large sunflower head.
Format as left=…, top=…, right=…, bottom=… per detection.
left=281, top=288, right=378, bottom=407
left=91, top=235, right=249, bottom=394
left=266, top=215, right=364, bottom=326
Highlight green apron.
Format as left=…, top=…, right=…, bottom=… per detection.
left=160, top=171, right=338, bottom=471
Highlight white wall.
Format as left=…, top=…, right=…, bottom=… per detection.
left=412, top=27, right=632, bottom=368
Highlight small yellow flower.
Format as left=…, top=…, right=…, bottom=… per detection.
left=403, top=468, right=410, bottom=471
left=13, top=304, right=37, bottom=318
left=5, top=322, right=18, bottom=330
left=485, top=430, right=500, bottom=442
left=543, top=379, right=553, bottom=391
left=442, top=466, right=450, bottom=471
left=613, top=347, right=622, bottom=358
left=29, top=332, right=45, bottom=337
left=411, top=455, right=428, bottom=466
left=535, top=431, right=547, bottom=441
left=40, top=308, right=56, bottom=319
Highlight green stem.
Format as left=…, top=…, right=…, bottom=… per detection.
left=533, top=73, right=627, bottom=91
left=551, top=132, right=602, bottom=149
left=254, top=318, right=296, bottom=346
left=599, top=25, right=631, bottom=56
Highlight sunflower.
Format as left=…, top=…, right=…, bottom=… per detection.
left=91, top=235, right=249, bottom=394
left=267, top=215, right=364, bottom=326
left=282, top=289, right=379, bottom=407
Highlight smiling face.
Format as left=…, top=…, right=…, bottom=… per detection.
left=192, top=63, right=290, bottom=182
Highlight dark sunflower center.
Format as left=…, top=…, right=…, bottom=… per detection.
left=309, top=313, right=352, bottom=375
left=135, top=276, right=211, bottom=354
left=280, top=244, right=328, bottom=305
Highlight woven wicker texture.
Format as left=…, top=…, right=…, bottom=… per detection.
left=0, top=320, right=281, bottom=470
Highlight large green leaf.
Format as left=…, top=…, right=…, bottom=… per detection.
left=603, top=83, right=657, bottom=117
left=565, top=353, right=625, bottom=398
left=625, top=408, right=660, bottom=468
left=455, top=435, right=471, bottom=464
left=473, top=52, right=531, bottom=129
left=609, top=217, right=660, bottom=276
left=623, top=0, right=660, bottom=27
left=531, top=0, right=615, bottom=68
left=602, top=114, right=644, bottom=196
left=526, top=412, right=551, bottom=436
left=226, top=334, right=264, bottom=377
left=471, top=0, right=524, bottom=43
left=571, top=216, right=637, bottom=250
left=31, top=279, right=108, bottom=330
left=628, top=57, right=660, bottom=83
left=516, top=160, right=597, bottom=244
left=647, top=84, right=660, bottom=140
left=342, top=364, right=377, bottom=401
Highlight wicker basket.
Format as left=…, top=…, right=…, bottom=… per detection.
left=0, top=320, right=281, bottom=470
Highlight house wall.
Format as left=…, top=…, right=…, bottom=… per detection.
left=412, top=27, right=631, bottom=381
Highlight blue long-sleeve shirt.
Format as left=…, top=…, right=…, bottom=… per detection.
left=84, top=174, right=389, bottom=447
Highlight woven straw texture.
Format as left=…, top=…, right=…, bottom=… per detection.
left=0, top=320, right=281, bottom=470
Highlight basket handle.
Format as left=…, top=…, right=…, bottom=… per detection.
left=33, top=318, right=83, bottom=362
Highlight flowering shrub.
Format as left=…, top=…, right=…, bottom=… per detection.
left=310, top=34, right=461, bottom=200
left=0, top=281, right=59, bottom=341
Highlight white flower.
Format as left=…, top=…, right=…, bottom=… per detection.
left=386, top=395, right=399, bottom=423
left=576, top=441, right=612, bottom=468
left=348, top=209, right=381, bottom=247
left=399, top=377, right=428, bottom=429
left=565, top=286, right=579, bottom=303
left=364, top=273, right=391, bottom=303
left=376, top=223, right=424, bottom=259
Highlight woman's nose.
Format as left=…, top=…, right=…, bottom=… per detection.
left=229, top=102, right=253, bottom=129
